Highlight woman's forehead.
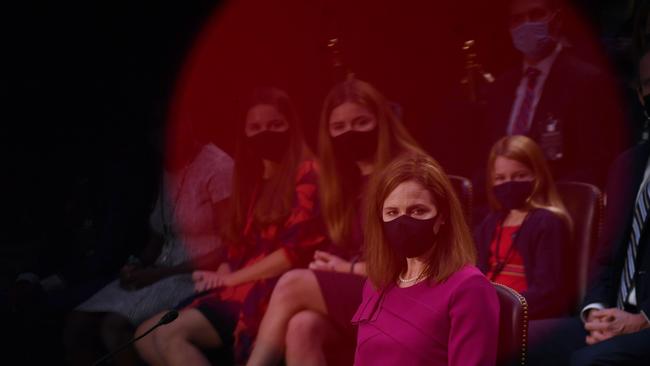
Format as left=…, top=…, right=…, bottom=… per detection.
left=383, top=180, right=433, bottom=207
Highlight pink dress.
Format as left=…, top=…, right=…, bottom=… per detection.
left=352, top=265, right=499, bottom=366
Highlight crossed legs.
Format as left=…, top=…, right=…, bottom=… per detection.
left=246, top=269, right=335, bottom=366
left=135, top=308, right=222, bottom=366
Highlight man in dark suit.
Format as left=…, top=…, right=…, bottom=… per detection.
left=481, top=0, right=624, bottom=188
left=528, top=46, right=650, bottom=366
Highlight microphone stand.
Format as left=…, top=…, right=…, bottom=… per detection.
left=92, top=310, right=178, bottom=366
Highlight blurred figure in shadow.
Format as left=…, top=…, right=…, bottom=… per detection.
left=134, top=87, right=327, bottom=366
left=247, top=79, right=421, bottom=366
left=8, top=121, right=159, bottom=365
left=475, top=135, right=572, bottom=319
left=64, top=126, right=234, bottom=365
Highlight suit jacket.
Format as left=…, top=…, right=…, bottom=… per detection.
left=482, top=48, right=624, bottom=188
left=583, top=141, right=650, bottom=315
left=475, top=208, right=572, bottom=319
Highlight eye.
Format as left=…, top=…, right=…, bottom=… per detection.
left=410, top=207, right=429, bottom=217
left=352, top=116, right=375, bottom=131
left=270, top=120, right=288, bottom=131
left=330, top=122, right=345, bottom=131
left=354, top=117, right=369, bottom=127
left=248, top=123, right=261, bottom=132
left=514, top=172, right=533, bottom=181
left=384, top=209, right=397, bottom=217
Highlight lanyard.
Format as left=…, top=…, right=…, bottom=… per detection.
left=489, top=212, right=529, bottom=280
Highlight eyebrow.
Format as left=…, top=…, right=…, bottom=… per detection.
left=352, top=115, right=370, bottom=123
left=383, top=203, right=431, bottom=210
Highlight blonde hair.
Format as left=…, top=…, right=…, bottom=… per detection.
left=364, top=152, right=476, bottom=289
left=486, top=135, right=572, bottom=228
left=317, top=79, right=421, bottom=245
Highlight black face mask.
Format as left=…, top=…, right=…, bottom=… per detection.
left=493, top=181, right=534, bottom=210
left=383, top=215, right=438, bottom=259
left=246, top=130, right=291, bottom=162
left=331, top=129, right=379, bottom=162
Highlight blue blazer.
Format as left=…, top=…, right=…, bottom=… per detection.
left=475, top=208, right=572, bottom=319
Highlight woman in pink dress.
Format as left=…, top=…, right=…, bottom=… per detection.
left=353, top=152, right=499, bottom=366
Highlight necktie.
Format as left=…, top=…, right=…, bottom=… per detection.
left=511, top=67, right=541, bottom=135
left=617, top=179, right=650, bottom=308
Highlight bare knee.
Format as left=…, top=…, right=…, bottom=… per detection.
left=286, top=311, right=329, bottom=347
left=275, top=270, right=312, bottom=296
left=271, top=270, right=317, bottom=308
left=135, top=314, right=161, bottom=338
left=134, top=313, right=165, bottom=360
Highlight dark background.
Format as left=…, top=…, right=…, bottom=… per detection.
left=1, top=0, right=221, bottom=282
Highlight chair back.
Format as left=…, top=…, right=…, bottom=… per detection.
left=493, top=282, right=528, bottom=366
left=555, top=181, right=603, bottom=309
left=449, top=175, right=473, bottom=227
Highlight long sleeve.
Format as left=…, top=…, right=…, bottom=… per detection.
left=473, top=213, right=500, bottom=274
left=448, top=273, right=499, bottom=366
left=276, top=160, right=328, bottom=267
left=521, top=211, right=571, bottom=318
left=583, top=145, right=644, bottom=308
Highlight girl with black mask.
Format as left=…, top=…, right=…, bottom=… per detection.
left=475, top=135, right=573, bottom=319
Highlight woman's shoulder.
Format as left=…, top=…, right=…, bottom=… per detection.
left=476, top=212, right=502, bottom=232
left=418, top=264, right=490, bottom=292
left=450, top=265, right=488, bottom=282
left=445, top=266, right=497, bottom=304
left=526, top=208, right=569, bottom=229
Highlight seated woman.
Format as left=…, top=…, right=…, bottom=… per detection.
left=134, top=87, right=327, bottom=365
left=475, top=135, right=572, bottom=319
left=353, top=152, right=499, bottom=366
left=246, top=79, right=421, bottom=366
left=64, top=140, right=233, bottom=366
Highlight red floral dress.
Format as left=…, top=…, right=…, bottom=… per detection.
left=184, top=160, right=327, bottom=360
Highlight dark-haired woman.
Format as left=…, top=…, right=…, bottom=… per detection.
left=134, top=87, right=327, bottom=366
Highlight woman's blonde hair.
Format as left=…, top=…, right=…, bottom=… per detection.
left=317, top=79, right=421, bottom=246
left=486, top=135, right=572, bottom=228
left=364, top=152, right=476, bottom=289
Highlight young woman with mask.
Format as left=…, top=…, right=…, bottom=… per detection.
left=246, top=79, right=421, bottom=366
left=134, top=87, right=327, bottom=365
left=475, top=135, right=572, bottom=319
left=353, top=152, right=498, bottom=366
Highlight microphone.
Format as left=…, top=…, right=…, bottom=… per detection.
left=158, top=309, right=179, bottom=325
left=92, top=310, right=179, bottom=366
